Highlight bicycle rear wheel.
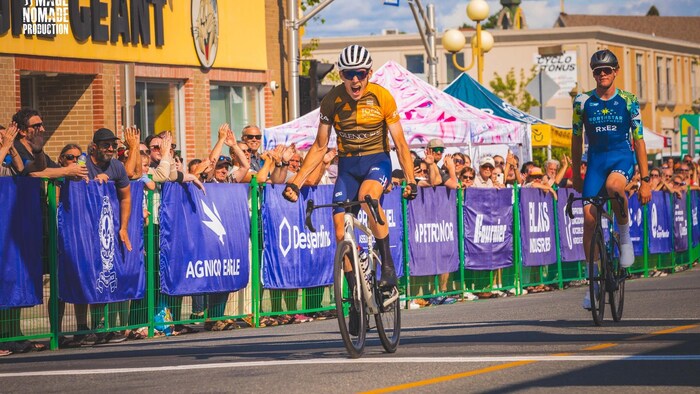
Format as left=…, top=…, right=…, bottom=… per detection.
left=374, top=253, right=401, bottom=353
left=607, top=234, right=625, bottom=322
left=589, top=229, right=606, bottom=326
left=334, top=240, right=367, bottom=358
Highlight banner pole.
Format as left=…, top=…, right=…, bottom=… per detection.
left=457, top=187, right=465, bottom=297
left=552, top=187, right=563, bottom=290
left=250, top=176, right=261, bottom=327
left=402, top=182, right=410, bottom=309
left=513, top=185, right=522, bottom=295
left=643, top=198, right=649, bottom=278
left=146, top=178, right=155, bottom=337
left=47, top=180, right=59, bottom=350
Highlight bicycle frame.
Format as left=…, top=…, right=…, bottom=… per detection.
left=343, top=212, right=381, bottom=315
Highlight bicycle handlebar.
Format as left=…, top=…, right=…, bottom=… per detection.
left=305, top=195, right=385, bottom=232
left=565, top=192, right=627, bottom=220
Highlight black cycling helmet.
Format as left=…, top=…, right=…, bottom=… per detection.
left=337, top=45, right=373, bottom=71
left=590, top=49, right=619, bottom=70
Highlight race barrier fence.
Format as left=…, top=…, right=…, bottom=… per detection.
left=0, top=177, right=697, bottom=350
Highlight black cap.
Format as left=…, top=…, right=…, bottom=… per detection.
left=93, top=128, right=119, bottom=143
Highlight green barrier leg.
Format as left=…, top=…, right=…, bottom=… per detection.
left=643, top=203, right=649, bottom=278
left=251, top=177, right=261, bottom=327
left=402, top=183, right=410, bottom=308
left=513, top=185, right=522, bottom=295
left=48, top=181, right=59, bottom=350
left=146, top=180, right=155, bottom=337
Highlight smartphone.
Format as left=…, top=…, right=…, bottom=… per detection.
left=497, top=173, right=504, bottom=184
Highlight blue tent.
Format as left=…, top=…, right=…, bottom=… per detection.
left=444, top=72, right=544, bottom=125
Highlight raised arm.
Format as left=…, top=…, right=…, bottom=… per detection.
left=388, top=121, right=416, bottom=198
left=123, top=127, right=141, bottom=179
left=283, top=125, right=330, bottom=201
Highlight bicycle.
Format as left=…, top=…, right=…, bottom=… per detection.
left=566, top=192, right=627, bottom=326
left=305, top=195, right=400, bottom=358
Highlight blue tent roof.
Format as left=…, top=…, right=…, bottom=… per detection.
left=444, top=73, right=547, bottom=126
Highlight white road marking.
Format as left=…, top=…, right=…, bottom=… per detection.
left=2, top=355, right=700, bottom=377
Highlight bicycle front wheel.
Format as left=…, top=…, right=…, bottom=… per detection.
left=589, top=229, right=606, bottom=326
left=608, top=234, right=625, bottom=322
left=334, top=240, right=367, bottom=358
left=374, top=270, right=401, bottom=353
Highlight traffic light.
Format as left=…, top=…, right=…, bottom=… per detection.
left=310, top=60, right=335, bottom=108
left=299, top=60, right=334, bottom=116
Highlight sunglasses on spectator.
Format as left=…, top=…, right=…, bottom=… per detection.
left=99, top=142, right=118, bottom=150
left=149, top=145, right=161, bottom=151
left=454, top=159, right=465, bottom=165
left=62, top=153, right=79, bottom=161
left=341, top=69, right=369, bottom=81
left=494, top=160, right=504, bottom=165
left=243, top=135, right=262, bottom=140
left=140, top=149, right=150, bottom=155
left=650, top=173, right=660, bottom=178
left=28, top=122, right=43, bottom=130
left=674, top=181, right=685, bottom=186
left=593, top=66, right=614, bottom=76
left=680, top=168, right=690, bottom=172
left=461, top=175, right=474, bottom=181
left=431, top=147, right=444, bottom=154
left=218, top=155, right=231, bottom=162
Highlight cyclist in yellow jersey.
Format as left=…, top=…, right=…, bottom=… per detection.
left=283, top=45, right=417, bottom=306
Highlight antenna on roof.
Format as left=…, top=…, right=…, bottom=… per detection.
left=560, top=0, right=564, bottom=14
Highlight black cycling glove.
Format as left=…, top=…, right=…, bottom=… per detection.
left=405, top=183, right=418, bottom=201
left=282, top=183, right=300, bottom=202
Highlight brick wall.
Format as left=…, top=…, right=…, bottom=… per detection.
left=265, top=0, right=287, bottom=126
left=0, top=56, right=18, bottom=129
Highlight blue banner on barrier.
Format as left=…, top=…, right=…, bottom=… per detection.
left=464, top=188, right=513, bottom=270
left=355, top=188, right=404, bottom=278
left=408, top=187, right=459, bottom=275
left=0, top=177, right=44, bottom=308
left=58, top=181, right=144, bottom=304
left=692, top=191, right=700, bottom=247
left=649, top=191, right=672, bottom=254
left=519, top=188, right=557, bottom=267
left=160, top=182, right=250, bottom=295
left=673, top=192, right=688, bottom=252
left=556, top=189, right=585, bottom=262
left=262, top=184, right=336, bottom=289
left=627, top=193, right=644, bottom=256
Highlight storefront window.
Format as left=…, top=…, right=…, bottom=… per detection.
left=445, top=53, right=465, bottom=85
left=135, top=81, right=180, bottom=142
left=209, top=84, right=262, bottom=149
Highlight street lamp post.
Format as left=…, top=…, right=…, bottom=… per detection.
left=441, top=0, right=493, bottom=84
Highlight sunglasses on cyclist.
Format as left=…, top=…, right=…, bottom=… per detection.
left=593, top=66, right=614, bottom=76
left=341, top=69, right=369, bottom=81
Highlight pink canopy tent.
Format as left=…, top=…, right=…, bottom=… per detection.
left=264, top=61, right=526, bottom=150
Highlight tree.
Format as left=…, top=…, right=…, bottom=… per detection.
left=646, top=6, right=660, bottom=16
left=489, top=67, right=539, bottom=113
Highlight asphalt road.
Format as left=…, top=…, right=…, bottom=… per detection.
left=2, top=267, right=699, bottom=393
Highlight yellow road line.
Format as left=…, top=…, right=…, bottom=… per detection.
left=583, top=343, right=618, bottom=351
left=365, top=323, right=699, bottom=393
left=360, top=360, right=536, bottom=394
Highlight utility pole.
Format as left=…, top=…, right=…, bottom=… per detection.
left=287, top=0, right=336, bottom=120
left=408, top=0, right=438, bottom=87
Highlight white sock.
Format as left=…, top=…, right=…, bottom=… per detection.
left=618, top=222, right=631, bottom=244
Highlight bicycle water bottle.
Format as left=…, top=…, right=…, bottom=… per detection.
left=359, top=249, right=372, bottom=288
left=77, top=153, right=87, bottom=166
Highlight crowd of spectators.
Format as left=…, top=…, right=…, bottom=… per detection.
left=1, top=111, right=697, bottom=355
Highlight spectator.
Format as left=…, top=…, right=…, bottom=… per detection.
left=0, top=123, right=23, bottom=176
left=491, top=165, right=506, bottom=188
left=413, top=158, right=431, bottom=187
left=504, top=151, right=522, bottom=186
left=474, top=156, right=500, bottom=188
left=648, top=167, right=663, bottom=191
left=84, top=128, right=133, bottom=344
left=458, top=167, right=476, bottom=188
left=122, top=127, right=142, bottom=180
left=241, top=125, right=263, bottom=171
left=493, top=155, right=505, bottom=169
left=523, top=166, right=557, bottom=200
left=13, top=108, right=77, bottom=178
left=462, top=153, right=473, bottom=169
left=424, top=138, right=446, bottom=186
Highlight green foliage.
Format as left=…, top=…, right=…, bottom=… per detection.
left=646, top=5, right=660, bottom=16
left=482, top=13, right=500, bottom=29
left=489, top=67, right=539, bottom=113
left=300, top=39, right=319, bottom=76
left=300, top=0, right=325, bottom=24
left=532, top=147, right=571, bottom=168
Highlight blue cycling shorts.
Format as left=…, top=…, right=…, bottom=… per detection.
left=582, top=149, right=635, bottom=199
left=333, top=152, right=392, bottom=214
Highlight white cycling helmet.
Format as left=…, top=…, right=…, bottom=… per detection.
left=337, top=45, right=373, bottom=71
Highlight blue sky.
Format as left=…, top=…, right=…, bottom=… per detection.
left=303, top=0, right=700, bottom=38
